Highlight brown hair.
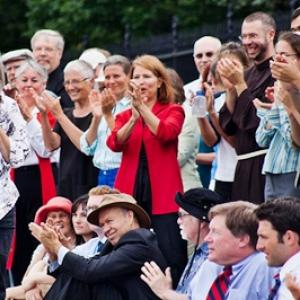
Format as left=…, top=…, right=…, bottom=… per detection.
left=277, top=31, right=300, bottom=58
left=243, top=12, right=276, bottom=31
left=131, top=54, right=174, bottom=104
left=167, top=68, right=185, bottom=104
left=88, top=185, right=120, bottom=196
left=209, top=201, right=258, bottom=248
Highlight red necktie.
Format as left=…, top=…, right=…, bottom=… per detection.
left=206, top=265, right=232, bottom=300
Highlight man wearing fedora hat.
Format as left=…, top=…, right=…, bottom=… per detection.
left=31, top=193, right=167, bottom=300
left=141, top=188, right=223, bottom=299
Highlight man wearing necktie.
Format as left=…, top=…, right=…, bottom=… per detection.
left=187, top=201, right=275, bottom=300
left=256, top=197, right=300, bottom=300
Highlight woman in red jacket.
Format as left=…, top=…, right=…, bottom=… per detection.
left=107, top=54, right=187, bottom=285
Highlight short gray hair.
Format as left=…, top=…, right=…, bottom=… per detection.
left=103, top=55, right=131, bottom=75
left=15, top=60, right=48, bottom=82
left=64, top=60, right=94, bottom=79
left=31, top=29, right=65, bottom=51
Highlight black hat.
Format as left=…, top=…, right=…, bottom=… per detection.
left=175, top=188, right=223, bottom=222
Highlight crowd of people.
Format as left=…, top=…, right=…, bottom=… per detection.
left=0, top=7, right=300, bottom=300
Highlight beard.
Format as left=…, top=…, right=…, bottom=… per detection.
left=245, top=38, right=268, bottom=63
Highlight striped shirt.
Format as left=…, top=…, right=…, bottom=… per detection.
left=256, top=104, right=300, bottom=174
left=80, top=97, right=130, bottom=170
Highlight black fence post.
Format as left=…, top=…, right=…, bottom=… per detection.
left=172, top=15, right=179, bottom=69
left=124, top=23, right=131, bottom=58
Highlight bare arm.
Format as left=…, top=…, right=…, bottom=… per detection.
left=196, top=152, right=215, bottom=165
left=39, top=112, right=61, bottom=151
left=197, top=117, right=218, bottom=147
left=0, top=128, right=10, bottom=162
left=116, top=108, right=139, bottom=144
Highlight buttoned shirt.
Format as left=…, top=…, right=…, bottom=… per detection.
left=188, top=251, right=276, bottom=300
left=277, top=251, right=300, bottom=300
left=176, top=243, right=208, bottom=294
left=0, top=94, right=29, bottom=220
left=80, top=97, right=130, bottom=170
left=256, top=104, right=300, bottom=174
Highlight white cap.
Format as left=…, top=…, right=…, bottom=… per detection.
left=79, top=49, right=107, bottom=69
left=2, top=49, right=34, bottom=64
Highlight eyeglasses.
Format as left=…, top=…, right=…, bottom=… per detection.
left=239, top=33, right=259, bottom=41
left=274, top=52, right=298, bottom=58
left=194, top=52, right=214, bottom=59
left=63, top=78, right=90, bottom=87
left=178, top=211, right=191, bottom=219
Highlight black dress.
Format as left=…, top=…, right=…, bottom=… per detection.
left=54, top=108, right=98, bottom=200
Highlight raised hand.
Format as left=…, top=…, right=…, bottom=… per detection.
left=141, top=261, right=172, bottom=299
left=218, top=58, right=245, bottom=86
left=203, top=82, right=215, bottom=114
left=39, top=92, right=63, bottom=119
left=15, top=92, right=33, bottom=122
left=129, top=80, right=144, bottom=109
left=101, top=88, right=116, bottom=115
left=89, top=90, right=103, bottom=118
left=253, top=98, right=273, bottom=110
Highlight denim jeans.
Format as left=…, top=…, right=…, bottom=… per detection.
left=98, top=168, right=118, bottom=188
left=0, top=208, right=15, bottom=299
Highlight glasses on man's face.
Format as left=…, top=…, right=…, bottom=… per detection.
left=178, top=211, right=191, bottom=219
left=194, top=52, right=214, bottom=59
left=63, top=78, right=89, bottom=87
left=239, top=33, right=259, bottom=42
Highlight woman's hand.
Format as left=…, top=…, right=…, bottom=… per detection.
left=89, top=90, right=103, bottom=118
left=129, top=80, right=144, bottom=110
left=39, top=92, right=63, bottom=119
left=101, top=88, right=116, bottom=115
left=24, top=287, right=43, bottom=300
left=15, top=92, right=33, bottom=122
left=203, top=82, right=215, bottom=114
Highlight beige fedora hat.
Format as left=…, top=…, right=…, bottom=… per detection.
left=87, top=193, right=151, bottom=229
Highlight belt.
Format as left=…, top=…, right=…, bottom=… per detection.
left=237, top=149, right=268, bottom=161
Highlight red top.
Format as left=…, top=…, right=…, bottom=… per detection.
left=107, top=101, right=185, bottom=215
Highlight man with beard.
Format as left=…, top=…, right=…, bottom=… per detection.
left=217, top=12, right=276, bottom=203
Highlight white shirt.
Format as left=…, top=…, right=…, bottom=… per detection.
left=0, top=94, right=29, bottom=220
left=278, top=251, right=300, bottom=300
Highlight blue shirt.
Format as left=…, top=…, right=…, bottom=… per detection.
left=256, top=105, right=300, bottom=174
left=176, top=243, right=208, bottom=294
left=80, top=97, right=130, bottom=170
left=188, top=251, right=277, bottom=300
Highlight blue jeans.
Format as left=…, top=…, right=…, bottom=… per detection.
left=0, top=208, right=15, bottom=298
left=97, top=168, right=119, bottom=188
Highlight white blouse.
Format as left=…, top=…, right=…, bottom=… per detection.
left=0, top=93, right=29, bottom=220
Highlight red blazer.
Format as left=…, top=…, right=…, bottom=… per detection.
left=107, top=101, right=185, bottom=215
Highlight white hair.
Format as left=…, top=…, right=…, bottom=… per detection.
left=15, top=60, right=48, bottom=82
left=31, top=29, right=65, bottom=51
left=64, top=60, right=94, bottom=79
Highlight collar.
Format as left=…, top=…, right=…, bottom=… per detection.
left=196, top=242, right=209, bottom=256
left=118, top=95, right=131, bottom=106
left=231, top=251, right=259, bottom=275
left=280, top=251, right=300, bottom=281
left=255, top=57, right=272, bottom=71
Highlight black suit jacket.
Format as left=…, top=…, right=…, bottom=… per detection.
left=45, top=228, right=167, bottom=300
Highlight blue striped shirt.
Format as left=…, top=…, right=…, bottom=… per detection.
left=256, top=105, right=300, bottom=174
left=80, top=97, right=130, bottom=170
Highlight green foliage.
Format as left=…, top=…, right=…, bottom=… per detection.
left=0, top=0, right=292, bottom=53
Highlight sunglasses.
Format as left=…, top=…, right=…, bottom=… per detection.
left=194, top=52, right=214, bottom=59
